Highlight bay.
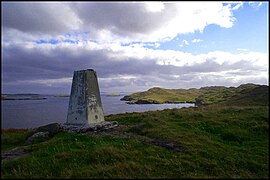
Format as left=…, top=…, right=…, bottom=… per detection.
left=1, top=94, right=194, bottom=129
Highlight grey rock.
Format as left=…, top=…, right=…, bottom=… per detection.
left=25, top=123, right=61, bottom=144
left=35, top=123, right=61, bottom=136
left=61, top=121, right=118, bottom=133
left=25, top=131, right=50, bottom=144
left=120, top=96, right=133, bottom=101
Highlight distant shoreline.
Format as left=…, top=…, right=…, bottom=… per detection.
left=2, top=97, right=47, bottom=100
left=2, top=94, right=47, bottom=100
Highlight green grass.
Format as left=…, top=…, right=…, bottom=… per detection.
left=106, top=93, right=121, bottom=96
left=127, top=87, right=202, bottom=103
left=1, top=104, right=269, bottom=178
left=124, top=83, right=268, bottom=105
left=54, top=94, right=70, bottom=97
left=1, top=129, right=33, bottom=151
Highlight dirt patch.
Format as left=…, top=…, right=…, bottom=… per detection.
left=2, top=147, right=29, bottom=162
left=143, top=139, right=184, bottom=152
left=85, top=124, right=136, bottom=138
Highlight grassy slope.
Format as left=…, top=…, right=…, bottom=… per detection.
left=125, top=83, right=267, bottom=105
left=221, top=85, right=269, bottom=106
left=129, top=87, right=203, bottom=103
left=1, top=104, right=269, bottom=178
left=1, top=83, right=269, bottom=178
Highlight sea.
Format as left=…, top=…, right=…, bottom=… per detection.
left=1, top=93, right=194, bottom=129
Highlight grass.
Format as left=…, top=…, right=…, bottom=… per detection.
left=1, top=104, right=269, bottom=178
left=127, top=87, right=202, bottom=103
left=1, top=129, right=32, bottom=151
left=106, top=93, right=121, bottom=96
left=54, top=94, right=70, bottom=97
left=123, top=83, right=268, bottom=105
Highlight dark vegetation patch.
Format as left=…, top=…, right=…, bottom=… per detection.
left=143, top=139, right=184, bottom=152
left=2, top=147, right=29, bottom=162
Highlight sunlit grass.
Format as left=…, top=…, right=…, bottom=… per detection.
left=125, top=84, right=268, bottom=106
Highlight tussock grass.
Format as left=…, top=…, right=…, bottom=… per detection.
left=1, top=129, right=32, bottom=151
left=2, top=104, right=268, bottom=178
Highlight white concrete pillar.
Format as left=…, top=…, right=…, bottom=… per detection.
left=66, top=69, right=104, bottom=125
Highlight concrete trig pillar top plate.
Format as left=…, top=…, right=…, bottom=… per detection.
left=66, top=69, right=105, bottom=125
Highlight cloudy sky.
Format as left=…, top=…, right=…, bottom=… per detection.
left=2, top=1, right=268, bottom=94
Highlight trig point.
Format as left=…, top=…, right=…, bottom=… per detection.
left=66, top=69, right=105, bottom=125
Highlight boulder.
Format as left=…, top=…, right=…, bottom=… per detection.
left=25, top=131, right=50, bottom=144
left=25, top=123, right=62, bottom=144
left=35, top=123, right=62, bottom=136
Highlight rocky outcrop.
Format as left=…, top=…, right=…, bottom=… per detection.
left=121, top=96, right=194, bottom=105
left=194, top=99, right=207, bottom=107
left=127, top=100, right=160, bottom=104
left=62, top=121, right=118, bottom=133
left=120, top=96, right=134, bottom=101
left=25, top=121, right=118, bottom=144
left=25, top=132, right=50, bottom=144
left=25, top=123, right=62, bottom=144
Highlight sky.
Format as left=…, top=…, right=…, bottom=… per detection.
left=1, top=1, right=269, bottom=94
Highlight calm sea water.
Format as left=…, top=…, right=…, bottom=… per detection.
left=1, top=94, right=194, bottom=129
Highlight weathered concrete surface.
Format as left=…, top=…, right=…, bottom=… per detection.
left=67, top=69, right=105, bottom=125
left=61, top=121, right=118, bottom=133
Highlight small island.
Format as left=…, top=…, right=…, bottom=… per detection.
left=106, top=93, right=121, bottom=97
left=54, top=94, right=70, bottom=97
left=2, top=94, right=47, bottom=100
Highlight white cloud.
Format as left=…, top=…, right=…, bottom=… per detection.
left=191, top=39, right=203, bottom=43
left=232, top=2, right=243, bottom=10
left=179, top=40, right=189, bottom=47
left=3, top=2, right=239, bottom=43
left=237, top=48, right=248, bottom=51
left=144, top=2, right=165, bottom=12
left=248, top=2, right=263, bottom=8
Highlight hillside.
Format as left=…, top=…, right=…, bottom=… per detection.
left=2, top=104, right=268, bottom=178
left=221, top=85, right=269, bottom=106
left=121, top=87, right=203, bottom=104
left=121, top=83, right=269, bottom=106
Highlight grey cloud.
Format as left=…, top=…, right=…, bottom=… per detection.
left=2, top=2, right=178, bottom=39
left=2, top=2, right=78, bottom=34
left=3, top=81, right=72, bottom=94
left=72, top=3, right=176, bottom=37
left=2, top=43, right=267, bottom=94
